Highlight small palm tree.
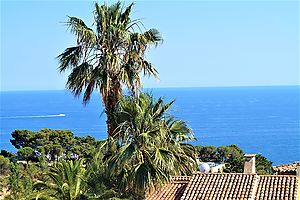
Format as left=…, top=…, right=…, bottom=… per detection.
left=57, top=1, right=162, bottom=136
left=84, top=145, right=133, bottom=200
left=109, top=93, right=198, bottom=198
left=43, top=159, right=87, bottom=200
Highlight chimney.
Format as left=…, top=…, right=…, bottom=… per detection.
left=244, top=154, right=256, bottom=174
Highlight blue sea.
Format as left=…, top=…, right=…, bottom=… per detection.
left=0, top=86, right=299, bottom=165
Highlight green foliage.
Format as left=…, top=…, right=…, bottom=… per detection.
left=57, top=1, right=162, bottom=136
left=4, top=162, right=36, bottom=200
left=196, top=144, right=244, bottom=163
left=196, top=145, right=273, bottom=174
left=0, top=150, right=15, bottom=159
left=256, top=154, right=274, bottom=175
left=70, top=136, right=102, bottom=162
left=217, top=144, right=244, bottom=163
left=217, top=145, right=245, bottom=173
left=11, top=129, right=74, bottom=161
left=109, top=93, right=197, bottom=198
left=10, top=128, right=101, bottom=162
left=85, top=148, right=131, bottom=199
left=17, top=147, right=34, bottom=163
left=223, top=157, right=245, bottom=173
left=0, top=156, right=10, bottom=197
left=42, top=159, right=88, bottom=200
left=10, top=129, right=33, bottom=149
left=196, top=146, right=218, bottom=162
left=11, top=128, right=74, bottom=150
left=0, top=155, right=10, bottom=176
left=43, top=144, right=64, bottom=162
left=2, top=134, right=274, bottom=199
left=4, top=128, right=274, bottom=198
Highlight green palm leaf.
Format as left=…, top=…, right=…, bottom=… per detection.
left=41, top=159, right=87, bottom=200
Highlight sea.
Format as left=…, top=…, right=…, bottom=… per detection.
left=0, top=86, right=299, bottom=165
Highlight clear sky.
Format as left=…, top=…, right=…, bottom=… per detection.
left=1, top=0, right=299, bottom=91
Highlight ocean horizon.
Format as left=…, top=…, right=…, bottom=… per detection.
left=0, top=85, right=299, bottom=165
left=2, top=84, right=299, bottom=92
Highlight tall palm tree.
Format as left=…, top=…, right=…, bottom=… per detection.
left=57, top=1, right=162, bottom=136
left=109, top=93, right=198, bottom=199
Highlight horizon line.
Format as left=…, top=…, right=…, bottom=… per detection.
left=1, top=84, right=299, bottom=92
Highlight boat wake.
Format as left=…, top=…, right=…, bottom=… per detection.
left=0, top=114, right=66, bottom=119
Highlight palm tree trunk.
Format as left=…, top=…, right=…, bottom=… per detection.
left=104, top=80, right=122, bottom=137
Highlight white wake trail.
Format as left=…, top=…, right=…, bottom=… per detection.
left=0, top=114, right=66, bottom=119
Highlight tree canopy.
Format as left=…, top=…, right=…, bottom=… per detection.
left=10, top=129, right=101, bottom=162
left=196, top=145, right=273, bottom=174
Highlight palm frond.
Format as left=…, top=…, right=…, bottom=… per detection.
left=66, top=62, right=93, bottom=97
left=140, top=60, right=159, bottom=79
left=67, top=16, right=97, bottom=45
left=57, top=46, right=82, bottom=72
left=120, top=2, right=134, bottom=25
left=141, top=28, right=163, bottom=46
left=45, top=159, right=87, bottom=199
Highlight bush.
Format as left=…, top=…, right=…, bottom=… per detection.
left=0, top=155, right=10, bottom=176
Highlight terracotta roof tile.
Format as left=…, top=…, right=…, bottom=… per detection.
left=180, top=173, right=259, bottom=200
left=272, top=162, right=300, bottom=173
left=255, top=175, right=299, bottom=200
left=147, top=173, right=299, bottom=200
left=146, top=176, right=190, bottom=200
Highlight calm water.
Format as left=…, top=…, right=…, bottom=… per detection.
left=0, top=86, right=299, bottom=165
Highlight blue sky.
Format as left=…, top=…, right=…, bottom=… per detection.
left=1, top=0, right=299, bottom=91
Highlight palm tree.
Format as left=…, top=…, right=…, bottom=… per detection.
left=109, top=93, right=198, bottom=199
left=57, top=1, right=162, bottom=136
left=84, top=145, right=133, bottom=199
left=42, top=159, right=87, bottom=200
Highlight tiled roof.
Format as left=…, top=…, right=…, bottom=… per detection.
left=146, top=176, right=190, bottom=200
left=255, top=175, right=298, bottom=200
left=181, top=173, right=259, bottom=200
left=272, top=162, right=300, bottom=173
left=146, top=173, right=299, bottom=200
